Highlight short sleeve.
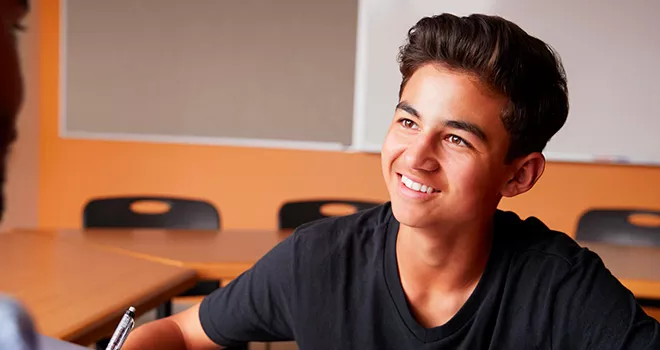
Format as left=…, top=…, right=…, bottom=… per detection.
left=552, top=249, right=660, bottom=349
left=199, top=236, right=296, bottom=347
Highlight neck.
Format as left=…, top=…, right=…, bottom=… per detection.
left=396, top=215, right=494, bottom=293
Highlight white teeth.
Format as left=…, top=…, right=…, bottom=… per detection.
left=401, top=175, right=435, bottom=194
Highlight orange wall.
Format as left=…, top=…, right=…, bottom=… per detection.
left=38, top=0, right=660, bottom=235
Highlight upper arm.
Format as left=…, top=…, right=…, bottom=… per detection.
left=170, top=303, right=223, bottom=350
left=195, top=236, right=297, bottom=347
left=553, top=250, right=660, bottom=349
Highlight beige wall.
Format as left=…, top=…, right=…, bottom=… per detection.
left=1, top=1, right=39, bottom=231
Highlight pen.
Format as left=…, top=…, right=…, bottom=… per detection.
left=105, top=306, right=136, bottom=350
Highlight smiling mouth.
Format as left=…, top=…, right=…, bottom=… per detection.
left=399, top=174, right=440, bottom=194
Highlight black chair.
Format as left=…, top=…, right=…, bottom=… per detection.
left=83, top=196, right=220, bottom=230
left=575, top=209, right=660, bottom=247
left=83, top=196, right=223, bottom=349
left=575, top=208, right=660, bottom=308
left=278, top=199, right=381, bottom=229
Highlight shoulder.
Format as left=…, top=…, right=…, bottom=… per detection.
left=494, top=213, right=660, bottom=348
left=287, top=202, right=393, bottom=256
left=291, top=201, right=393, bottom=240
left=494, top=210, right=600, bottom=272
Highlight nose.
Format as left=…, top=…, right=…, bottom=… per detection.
left=403, top=133, right=440, bottom=172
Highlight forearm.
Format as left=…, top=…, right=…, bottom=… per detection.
left=122, top=318, right=188, bottom=350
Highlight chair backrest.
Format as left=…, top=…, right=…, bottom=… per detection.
left=278, top=199, right=381, bottom=230
left=83, top=196, right=220, bottom=230
left=575, top=209, right=660, bottom=247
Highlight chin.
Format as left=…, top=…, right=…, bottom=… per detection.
left=390, top=198, right=440, bottom=229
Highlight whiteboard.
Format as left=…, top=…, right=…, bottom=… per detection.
left=351, top=0, right=660, bottom=166
left=61, top=0, right=357, bottom=151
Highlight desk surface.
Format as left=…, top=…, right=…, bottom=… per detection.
left=26, top=228, right=292, bottom=280
left=17, top=228, right=660, bottom=299
left=0, top=232, right=197, bottom=345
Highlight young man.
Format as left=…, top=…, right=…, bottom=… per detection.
left=124, top=13, right=660, bottom=349
left=0, top=1, right=40, bottom=350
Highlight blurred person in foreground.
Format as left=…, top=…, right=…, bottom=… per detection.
left=0, top=0, right=39, bottom=349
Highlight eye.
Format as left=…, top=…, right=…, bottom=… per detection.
left=398, top=118, right=419, bottom=130
left=445, top=134, right=471, bottom=148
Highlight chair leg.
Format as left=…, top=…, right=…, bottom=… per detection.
left=156, top=300, right=173, bottom=318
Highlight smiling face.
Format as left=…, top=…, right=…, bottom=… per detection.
left=382, top=63, right=529, bottom=230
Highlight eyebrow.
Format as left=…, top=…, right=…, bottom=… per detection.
left=396, top=101, right=488, bottom=142
left=444, top=120, right=488, bottom=142
left=396, top=101, right=421, bottom=119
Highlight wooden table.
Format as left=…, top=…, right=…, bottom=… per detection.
left=15, top=229, right=660, bottom=300
left=23, top=228, right=292, bottom=280
left=0, top=232, right=197, bottom=345
left=578, top=240, right=660, bottom=300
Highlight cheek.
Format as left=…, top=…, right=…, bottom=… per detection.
left=380, top=128, right=406, bottom=169
left=444, top=157, right=496, bottom=197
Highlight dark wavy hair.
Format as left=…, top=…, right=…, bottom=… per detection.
left=397, top=13, right=569, bottom=162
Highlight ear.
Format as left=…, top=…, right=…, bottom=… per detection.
left=501, top=152, right=545, bottom=198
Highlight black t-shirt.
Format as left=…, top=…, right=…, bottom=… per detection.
left=199, top=203, right=660, bottom=349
